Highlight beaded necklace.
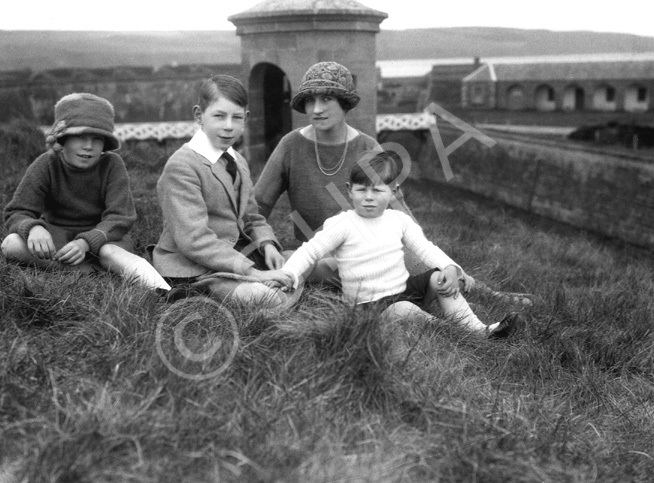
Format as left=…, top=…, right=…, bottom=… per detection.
left=314, top=126, right=349, bottom=176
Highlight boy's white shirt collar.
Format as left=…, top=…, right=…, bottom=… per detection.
left=188, top=128, right=236, bottom=164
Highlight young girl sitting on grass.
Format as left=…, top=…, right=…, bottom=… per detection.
left=271, top=151, right=520, bottom=339
left=1, top=93, right=171, bottom=291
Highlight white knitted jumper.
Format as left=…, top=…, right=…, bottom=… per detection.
left=284, top=209, right=457, bottom=304
left=284, top=209, right=491, bottom=332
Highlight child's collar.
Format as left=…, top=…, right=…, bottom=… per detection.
left=188, top=129, right=236, bottom=164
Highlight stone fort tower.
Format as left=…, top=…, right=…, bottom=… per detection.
left=228, top=0, right=387, bottom=170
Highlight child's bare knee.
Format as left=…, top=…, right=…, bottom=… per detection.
left=98, top=243, right=126, bottom=261
left=1, top=233, right=28, bottom=259
left=427, top=270, right=442, bottom=288
left=383, top=301, right=429, bottom=322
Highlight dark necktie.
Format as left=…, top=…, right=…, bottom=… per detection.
left=222, top=152, right=237, bottom=183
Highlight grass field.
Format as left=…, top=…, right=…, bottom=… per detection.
left=1, top=123, right=653, bottom=482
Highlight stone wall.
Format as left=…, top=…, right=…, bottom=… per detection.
left=0, top=64, right=242, bottom=124
left=379, top=128, right=654, bottom=251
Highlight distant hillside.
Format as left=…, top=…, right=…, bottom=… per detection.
left=1, top=27, right=654, bottom=71
left=376, top=27, right=654, bottom=60
left=0, top=31, right=241, bottom=70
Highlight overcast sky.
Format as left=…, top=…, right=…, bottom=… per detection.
left=1, top=0, right=652, bottom=37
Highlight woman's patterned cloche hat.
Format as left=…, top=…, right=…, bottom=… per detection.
left=46, top=93, right=120, bottom=152
left=290, top=62, right=361, bottom=113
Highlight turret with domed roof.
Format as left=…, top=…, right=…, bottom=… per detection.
left=229, top=0, right=387, bottom=170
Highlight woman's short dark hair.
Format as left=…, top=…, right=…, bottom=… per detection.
left=295, top=95, right=357, bottom=114
left=197, top=75, right=248, bottom=111
left=349, top=150, right=400, bottom=187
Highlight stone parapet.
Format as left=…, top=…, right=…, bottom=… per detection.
left=395, top=126, right=654, bottom=251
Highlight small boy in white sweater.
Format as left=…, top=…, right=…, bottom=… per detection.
left=272, top=151, right=519, bottom=339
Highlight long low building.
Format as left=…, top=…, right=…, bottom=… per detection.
left=377, top=53, right=654, bottom=114
left=460, top=53, right=654, bottom=112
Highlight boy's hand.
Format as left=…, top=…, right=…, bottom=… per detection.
left=54, top=239, right=90, bottom=265
left=434, top=265, right=462, bottom=298
left=459, top=269, right=476, bottom=293
left=247, top=268, right=294, bottom=290
left=262, top=243, right=285, bottom=270
left=262, top=280, right=287, bottom=290
left=27, top=225, right=57, bottom=260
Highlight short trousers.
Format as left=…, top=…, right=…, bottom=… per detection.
left=357, top=268, right=438, bottom=312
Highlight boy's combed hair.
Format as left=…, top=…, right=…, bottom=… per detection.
left=350, top=150, right=400, bottom=187
left=198, top=75, right=248, bottom=111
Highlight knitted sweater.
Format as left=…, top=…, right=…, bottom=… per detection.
left=3, top=150, right=136, bottom=255
left=283, top=210, right=458, bottom=305
left=255, top=128, right=381, bottom=243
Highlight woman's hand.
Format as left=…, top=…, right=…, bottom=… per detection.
left=27, top=225, right=57, bottom=260
left=54, top=239, right=90, bottom=265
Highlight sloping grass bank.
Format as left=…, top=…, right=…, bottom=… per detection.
left=1, top=125, right=653, bottom=482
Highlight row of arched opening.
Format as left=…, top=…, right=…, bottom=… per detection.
left=506, top=83, right=650, bottom=112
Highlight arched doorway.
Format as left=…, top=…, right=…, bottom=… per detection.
left=625, top=84, right=649, bottom=112
left=248, top=63, right=292, bottom=170
left=593, top=84, right=617, bottom=111
left=506, top=84, right=526, bottom=110
left=535, top=84, right=556, bottom=111
left=563, top=85, right=585, bottom=111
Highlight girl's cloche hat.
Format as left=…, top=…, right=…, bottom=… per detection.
left=46, top=93, right=120, bottom=152
left=290, top=62, right=361, bottom=113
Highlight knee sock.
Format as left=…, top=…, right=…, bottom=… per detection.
left=121, top=257, right=171, bottom=290
left=436, top=292, right=487, bottom=333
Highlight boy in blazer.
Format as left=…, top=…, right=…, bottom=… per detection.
left=153, top=75, right=292, bottom=304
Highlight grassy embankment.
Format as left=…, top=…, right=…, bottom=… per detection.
left=1, top=120, right=653, bottom=482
